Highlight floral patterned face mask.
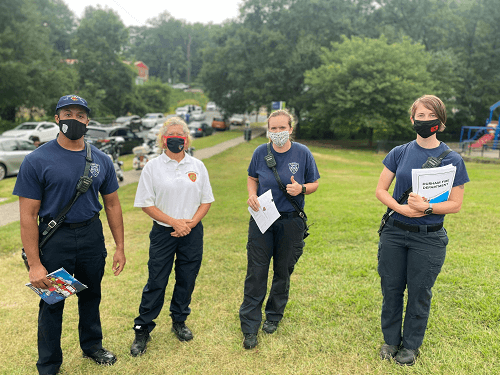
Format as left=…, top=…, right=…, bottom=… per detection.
left=267, top=130, right=290, bottom=147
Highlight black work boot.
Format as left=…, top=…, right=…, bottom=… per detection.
left=130, top=325, right=151, bottom=357
left=243, top=333, right=258, bottom=349
left=380, top=343, right=399, bottom=360
left=395, top=347, right=419, bottom=366
left=172, top=321, right=194, bottom=341
left=262, top=320, right=279, bottom=334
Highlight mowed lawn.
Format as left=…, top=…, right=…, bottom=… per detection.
left=1, top=137, right=499, bottom=374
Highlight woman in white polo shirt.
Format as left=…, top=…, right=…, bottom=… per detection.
left=129, top=117, right=214, bottom=357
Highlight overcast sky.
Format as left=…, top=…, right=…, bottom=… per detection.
left=64, top=0, right=243, bottom=26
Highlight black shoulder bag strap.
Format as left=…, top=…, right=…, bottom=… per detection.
left=265, top=142, right=310, bottom=237
left=23, top=142, right=94, bottom=270
left=378, top=147, right=452, bottom=236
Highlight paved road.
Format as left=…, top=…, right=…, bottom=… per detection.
left=0, top=127, right=266, bottom=227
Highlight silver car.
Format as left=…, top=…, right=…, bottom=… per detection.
left=1, top=121, right=59, bottom=143
left=0, top=137, right=36, bottom=180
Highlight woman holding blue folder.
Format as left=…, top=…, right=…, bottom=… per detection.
left=375, top=95, right=470, bottom=365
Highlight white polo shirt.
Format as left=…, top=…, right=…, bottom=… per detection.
left=134, top=152, right=214, bottom=227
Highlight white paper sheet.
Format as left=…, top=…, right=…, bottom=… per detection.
left=412, top=164, right=456, bottom=203
left=247, top=189, right=281, bottom=234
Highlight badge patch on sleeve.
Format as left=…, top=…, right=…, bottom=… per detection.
left=90, top=163, right=100, bottom=177
left=288, top=162, right=299, bottom=174
left=188, top=172, right=197, bottom=182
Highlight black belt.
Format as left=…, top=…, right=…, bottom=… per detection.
left=40, top=213, right=99, bottom=229
left=278, top=212, right=300, bottom=219
left=391, top=218, right=443, bottom=233
left=153, top=221, right=174, bottom=231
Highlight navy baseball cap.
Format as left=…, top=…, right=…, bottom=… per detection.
left=56, top=94, right=91, bottom=113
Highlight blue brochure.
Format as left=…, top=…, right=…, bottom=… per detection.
left=26, top=267, right=88, bottom=305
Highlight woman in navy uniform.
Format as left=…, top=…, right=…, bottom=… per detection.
left=375, top=95, right=469, bottom=365
left=239, top=109, right=320, bottom=349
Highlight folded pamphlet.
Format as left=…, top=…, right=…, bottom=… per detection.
left=26, top=267, right=87, bottom=305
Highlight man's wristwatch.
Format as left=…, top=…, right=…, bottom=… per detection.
left=301, top=184, right=306, bottom=194
left=424, top=203, right=433, bottom=215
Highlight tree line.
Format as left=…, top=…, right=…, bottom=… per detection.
left=1, top=0, right=499, bottom=142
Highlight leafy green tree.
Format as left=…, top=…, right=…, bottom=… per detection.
left=72, top=6, right=135, bottom=116
left=34, top=0, right=76, bottom=57
left=305, top=36, right=435, bottom=142
left=127, top=12, right=216, bottom=84
left=0, top=0, right=75, bottom=121
left=122, top=77, right=171, bottom=115
left=201, top=21, right=321, bottom=136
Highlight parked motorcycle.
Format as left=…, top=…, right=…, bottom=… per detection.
left=100, top=137, right=124, bottom=182
left=132, top=139, right=195, bottom=170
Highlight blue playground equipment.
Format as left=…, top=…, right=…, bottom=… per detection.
left=460, top=100, right=500, bottom=150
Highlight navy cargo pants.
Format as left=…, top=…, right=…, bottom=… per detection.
left=239, top=213, right=305, bottom=334
left=134, top=222, right=203, bottom=331
left=37, top=219, right=107, bottom=375
left=378, top=217, right=448, bottom=350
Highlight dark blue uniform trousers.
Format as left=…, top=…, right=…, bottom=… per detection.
left=378, top=218, right=448, bottom=350
left=134, top=222, right=203, bottom=332
left=239, top=215, right=304, bottom=334
left=37, top=219, right=106, bottom=375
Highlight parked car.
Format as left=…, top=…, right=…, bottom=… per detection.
left=142, top=113, right=165, bottom=129
left=191, top=109, right=206, bottom=121
left=84, top=126, right=143, bottom=155
left=2, top=121, right=59, bottom=143
left=147, top=123, right=163, bottom=141
left=175, top=106, right=189, bottom=117
left=211, top=117, right=229, bottom=131
left=0, top=137, right=37, bottom=180
left=206, top=102, right=217, bottom=111
left=113, top=115, right=143, bottom=132
left=146, top=115, right=178, bottom=141
left=229, top=114, right=246, bottom=126
left=88, top=120, right=102, bottom=127
left=171, top=83, right=190, bottom=90
left=188, top=122, right=214, bottom=138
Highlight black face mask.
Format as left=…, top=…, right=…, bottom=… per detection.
left=58, top=119, right=88, bottom=140
left=412, top=119, right=441, bottom=138
left=166, top=137, right=185, bottom=153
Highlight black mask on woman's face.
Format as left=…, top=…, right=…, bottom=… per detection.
left=58, top=119, right=88, bottom=140
left=164, top=136, right=186, bottom=153
left=412, top=119, right=441, bottom=138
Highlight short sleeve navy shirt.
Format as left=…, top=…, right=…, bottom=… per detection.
left=13, top=140, right=118, bottom=223
left=248, top=142, right=320, bottom=212
left=383, top=140, right=469, bottom=225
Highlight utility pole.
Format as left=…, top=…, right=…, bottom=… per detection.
left=186, top=34, right=192, bottom=84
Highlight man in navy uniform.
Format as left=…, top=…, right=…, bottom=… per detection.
left=14, top=94, right=126, bottom=375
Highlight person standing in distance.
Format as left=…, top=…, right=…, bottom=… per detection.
left=239, top=109, right=320, bottom=349
left=130, top=117, right=214, bottom=357
left=376, top=95, right=469, bottom=365
left=14, top=94, right=126, bottom=375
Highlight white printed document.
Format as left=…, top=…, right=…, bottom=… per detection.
left=247, top=189, right=280, bottom=234
left=412, top=164, right=456, bottom=203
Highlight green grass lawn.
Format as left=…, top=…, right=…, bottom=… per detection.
left=1, top=138, right=499, bottom=374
